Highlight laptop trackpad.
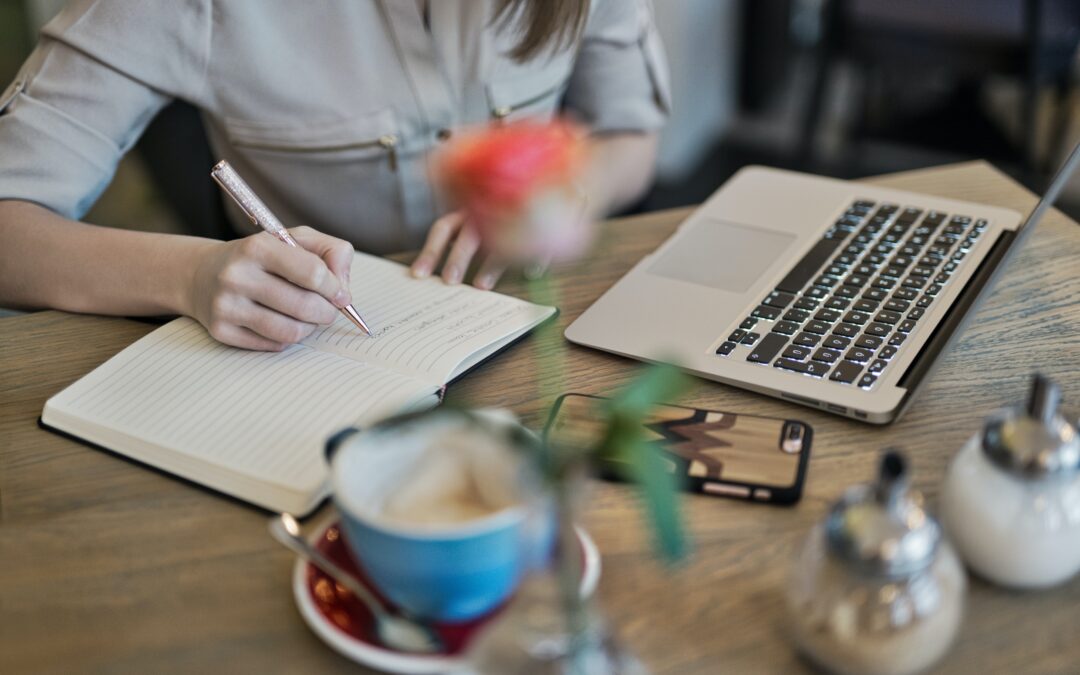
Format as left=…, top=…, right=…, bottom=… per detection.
left=648, top=219, right=797, bottom=293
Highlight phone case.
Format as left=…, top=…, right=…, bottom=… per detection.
left=544, top=394, right=812, bottom=505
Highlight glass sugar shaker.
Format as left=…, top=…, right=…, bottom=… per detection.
left=941, top=374, right=1080, bottom=588
left=787, top=451, right=966, bottom=675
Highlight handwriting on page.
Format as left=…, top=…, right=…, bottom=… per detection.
left=304, top=254, right=546, bottom=382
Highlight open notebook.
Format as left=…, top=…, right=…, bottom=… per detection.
left=42, top=252, right=555, bottom=515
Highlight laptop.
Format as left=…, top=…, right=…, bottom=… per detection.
left=566, top=143, right=1080, bottom=424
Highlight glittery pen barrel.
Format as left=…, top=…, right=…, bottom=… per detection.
left=210, top=160, right=372, bottom=336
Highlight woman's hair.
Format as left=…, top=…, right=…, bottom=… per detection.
left=494, top=0, right=590, bottom=61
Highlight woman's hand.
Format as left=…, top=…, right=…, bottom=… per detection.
left=410, top=211, right=507, bottom=290
left=188, top=226, right=354, bottom=351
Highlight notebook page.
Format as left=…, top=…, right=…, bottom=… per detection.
left=305, top=253, right=555, bottom=385
left=45, top=318, right=437, bottom=497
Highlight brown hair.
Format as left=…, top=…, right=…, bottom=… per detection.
left=494, top=0, right=590, bottom=62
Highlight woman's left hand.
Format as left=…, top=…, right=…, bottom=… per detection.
left=410, top=211, right=507, bottom=290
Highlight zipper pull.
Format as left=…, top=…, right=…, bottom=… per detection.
left=378, top=134, right=398, bottom=172
left=492, top=106, right=510, bottom=123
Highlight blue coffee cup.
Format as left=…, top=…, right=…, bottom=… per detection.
left=326, top=409, right=553, bottom=622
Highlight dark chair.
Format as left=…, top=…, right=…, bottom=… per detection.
left=798, top=0, right=1080, bottom=181
left=135, top=100, right=236, bottom=240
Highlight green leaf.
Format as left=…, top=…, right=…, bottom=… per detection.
left=595, top=363, right=691, bottom=562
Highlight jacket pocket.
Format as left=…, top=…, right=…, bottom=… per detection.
left=486, top=67, right=569, bottom=122
left=224, top=107, right=400, bottom=171
left=220, top=107, right=410, bottom=252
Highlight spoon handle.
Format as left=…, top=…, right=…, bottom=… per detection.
left=268, top=518, right=390, bottom=617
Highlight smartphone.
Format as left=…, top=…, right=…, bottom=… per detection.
left=544, top=394, right=812, bottom=505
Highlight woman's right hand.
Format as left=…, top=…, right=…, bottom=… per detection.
left=187, top=227, right=355, bottom=351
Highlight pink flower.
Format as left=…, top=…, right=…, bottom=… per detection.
left=434, top=120, right=593, bottom=263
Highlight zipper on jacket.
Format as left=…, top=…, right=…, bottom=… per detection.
left=234, top=133, right=399, bottom=172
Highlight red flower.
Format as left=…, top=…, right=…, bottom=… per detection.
left=434, top=120, right=592, bottom=262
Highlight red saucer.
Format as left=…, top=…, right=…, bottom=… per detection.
left=292, top=518, right=600, bottom=673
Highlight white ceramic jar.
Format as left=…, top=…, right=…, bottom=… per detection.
left=941, top=375, right=1080, bottom=589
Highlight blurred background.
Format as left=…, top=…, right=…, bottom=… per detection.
left=2, top=0, right=1079, bottom=236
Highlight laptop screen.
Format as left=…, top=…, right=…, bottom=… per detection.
left=1019, top=140, right=1080, bottom=232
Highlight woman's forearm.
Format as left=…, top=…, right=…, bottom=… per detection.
left=582, top=132, right=660, bottom=215
left=0, top=199, right=215, bottom=316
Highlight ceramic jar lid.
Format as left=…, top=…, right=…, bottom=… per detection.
left=983, top=374, right=1080, bottom=479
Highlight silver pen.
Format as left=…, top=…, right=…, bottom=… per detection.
left=210, top=160, right=371, bottom=336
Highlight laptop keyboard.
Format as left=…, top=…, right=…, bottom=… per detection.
left=715, top=200, right=988, bottom=389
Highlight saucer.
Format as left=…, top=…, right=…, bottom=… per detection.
left=291, top=516, right=601, bottom=674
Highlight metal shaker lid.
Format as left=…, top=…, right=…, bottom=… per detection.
left=983, top=374, right=1080, bottom=479
left=826, top=451, right=940, bottom=578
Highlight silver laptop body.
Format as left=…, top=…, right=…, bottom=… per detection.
left=567, top=146, right=1080, bottom=424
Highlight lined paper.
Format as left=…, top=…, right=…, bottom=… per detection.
left=305, top=253, right=555, bottom=384
left=48, top=318, right=435, bottom=494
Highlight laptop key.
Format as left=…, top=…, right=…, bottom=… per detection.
left=794, top=332, right=822, bottom=347
left=833, top=323, right=859, bottom=338
left=716, top=341, right=737, bottom=356
left=783, top=345, right=813, bottom=360
left=793, top=297, right=819, bottom=311
left=893, top=288, right=918, bottom=301
left=879, top=345, right=898, bottom=359
left=741, top=332, right=761, bottom=345
left=763, top=291, right=796, bottom=308
left=740, top=317, right=758, bottom=330
left=774, top=358, right=829, bottom=377
left=815, top=308, right=842, bottom=322
left=846, top=347, right=873, bottom=363
left=825, top=297, right=851, bottom=310
left=854, top=299, right=880, bottom=313
left=888, top=333, right=908, bottom=346
left=829, top=360, right=864, bottom=384
left=729, top=329, right=747, bottom=343
left=898, top=319, right=917, bottom=333
left=747, top=333, right=788, bottom=364
left=813, top=348, right=840, bottom=364
left=842, top=311, right=869, bottom=325
left=804, top=320, right=831, bottom=335
left=926, top=284, right=943, bottom=296
left=916, top=296, right=933, bottom=308
left=845, top=274, right=870, bottom=287
left=868, top=359, right=888, bottom=374
left=805, top=286, right=829, bottom=299
left=752, top=305, right=782, bottom=320
left=775, top=238, right=844, bottom=294
left=834, top=285, right=859, bottom=299
left=908, top=308, right=925, bottom=320
left=864, top=322, right=891, bottom=338
left=874, top=310, right=902, bottom=325
left=823, top=334, right=852, bottom=350
left=902, top=276, right=927, bottom=289
left=862, top=288, right=888, bottom=302
left=884, top=298, right=910, bottom=312
left=772, top=321, right=801, bottom=335
left=855, top=335, right=883, bottom=350
left=858, top=373, right=878, bottom=389
left=783, top=309, right=811, bottom=323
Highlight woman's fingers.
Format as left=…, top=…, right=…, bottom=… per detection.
left=234, top=297, right=318, bottom=345
left=240, top=270, right=339, bottom=325
left=473, top=254, right=508, bottom=290
left=441, top=224, right=481, bottom=285
left=245, top=233, right=350, bottom=308
left=209, top=322, right=288, bottom=352
left=289, top=226, right=355, bottom=286
left=412, top=211, right=465, bottom=278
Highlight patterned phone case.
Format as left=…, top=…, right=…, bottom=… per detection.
left=544, top=394, right=812, bottom=505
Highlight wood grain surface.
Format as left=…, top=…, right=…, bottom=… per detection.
left=1, top=162, right=1078, bottom=674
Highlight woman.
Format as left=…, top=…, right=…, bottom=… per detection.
left=0, top=0, right=669, bottom=350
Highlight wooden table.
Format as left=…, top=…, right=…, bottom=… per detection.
left=2, top=162, right=1078, bottom=674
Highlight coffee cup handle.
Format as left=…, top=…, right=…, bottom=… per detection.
left=324, top=426, right=361, bottom=465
